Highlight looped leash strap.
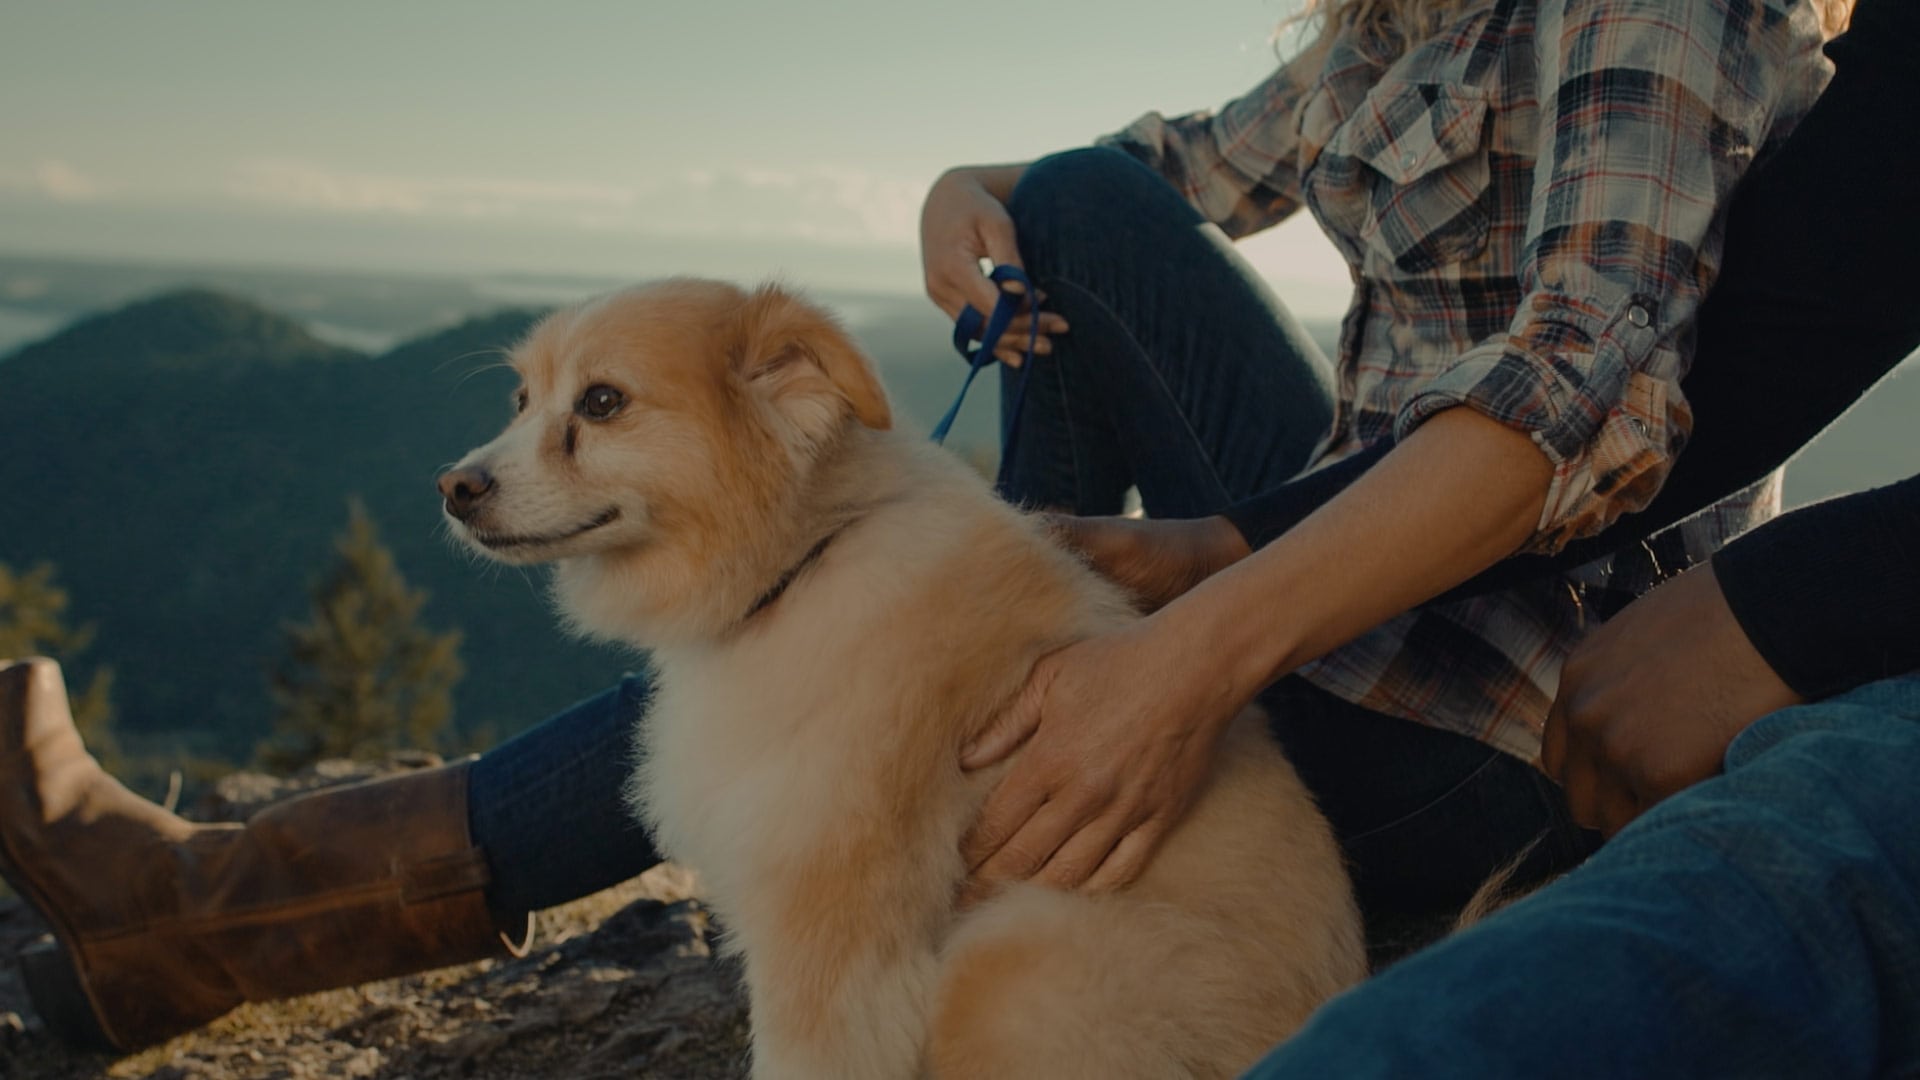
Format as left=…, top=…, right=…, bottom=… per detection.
left=929, top=264, right=1039, bottom=467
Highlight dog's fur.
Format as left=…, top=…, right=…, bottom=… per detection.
left=442, top=279, right=1366, bottom=1079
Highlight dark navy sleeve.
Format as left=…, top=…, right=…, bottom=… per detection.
left=1712, top=474, right=1920, bottom=700
left=1221, top=445, right=1389, bottom=552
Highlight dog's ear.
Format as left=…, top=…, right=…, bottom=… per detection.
left=733, top=284, right=892, bottom=431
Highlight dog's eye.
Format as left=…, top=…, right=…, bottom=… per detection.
left=578, top=384, right=625, bottom=420
left=513, top=389, right=529, bottom=415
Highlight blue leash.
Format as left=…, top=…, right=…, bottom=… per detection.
left=929, top=264, right=1038, bottom=469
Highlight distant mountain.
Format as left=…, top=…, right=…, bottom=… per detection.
left=0, top=252, right=519, bottom=347
left=0, top=292, right=631, bottom=757
left=4, top=288, right=358, bottom=374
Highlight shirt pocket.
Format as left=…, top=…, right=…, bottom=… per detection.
left=1318, top=80, right=1493, bottom=275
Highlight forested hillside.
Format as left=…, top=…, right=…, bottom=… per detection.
left=0, top=286, right=1003, bottom=763
left=0, top=292, right=627, bottom=758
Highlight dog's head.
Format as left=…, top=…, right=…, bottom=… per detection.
left=439, top=278, right=891, bottom=645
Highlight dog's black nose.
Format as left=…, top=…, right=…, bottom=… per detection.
left=437, top=466, right=495, bottom=520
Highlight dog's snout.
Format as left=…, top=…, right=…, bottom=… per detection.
left=437, top=465, right=495, bottom=520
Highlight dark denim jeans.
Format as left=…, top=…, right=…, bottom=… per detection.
left=1245, top=674, right=1920, bottom=1079
left=999, top=146, right=1598, bottom=921
left=992, top=148, right=1336, bottom=518
left=468, top=673, right=660, bottom=918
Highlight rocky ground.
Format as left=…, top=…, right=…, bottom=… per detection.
left=0, top=759, right=752, bottom=1080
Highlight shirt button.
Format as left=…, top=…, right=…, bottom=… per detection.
left=1628, top=417, right=1649, bottom=436
left=1400, top=150, right=1419, bottom=170
left=1627, top=305, right=1652, bottom=328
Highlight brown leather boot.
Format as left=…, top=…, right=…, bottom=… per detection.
left=0, top=657, right=533, bottom=1053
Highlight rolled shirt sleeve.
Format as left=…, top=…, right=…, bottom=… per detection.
left=1393, top=0, right=1829, bottom=552
left=1095, top=52, right=1322, bottom=239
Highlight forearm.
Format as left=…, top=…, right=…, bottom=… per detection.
left=943, top=162, right=1029, bottom=203
left=1159, top=408, right=1551, bottom=705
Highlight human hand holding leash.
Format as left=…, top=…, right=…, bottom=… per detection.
left=919, top=164, right=1069, bottom=367
left=958, top=615, right=1244, bottom=900
left=1541, top=560, right=1801, bottom=836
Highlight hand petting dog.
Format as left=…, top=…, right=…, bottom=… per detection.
left=961, top=514, right=1253, bottom=898
left=960, top=618, right=1243, bottom=899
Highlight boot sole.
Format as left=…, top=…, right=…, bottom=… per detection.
left=19, top=934, right=116, bottom=1052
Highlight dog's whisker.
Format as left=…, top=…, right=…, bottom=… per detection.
left=449, top=360, right=516, bottom=392
left=434, top=346, right=514, bottom=376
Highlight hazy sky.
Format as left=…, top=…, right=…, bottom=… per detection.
left=0, top=0, right=1353, bottom=314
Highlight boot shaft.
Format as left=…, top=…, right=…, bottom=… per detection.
left=1, top=659, right=530, bottom=1052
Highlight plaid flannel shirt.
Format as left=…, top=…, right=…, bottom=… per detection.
left=1101, top=0, right=1833, bottom=758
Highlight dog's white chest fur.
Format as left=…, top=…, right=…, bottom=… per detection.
left=634, top=634, right=891, bottom=909
left=627, top=543, right=989, bottom=1079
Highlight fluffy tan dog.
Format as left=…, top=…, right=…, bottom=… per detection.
left=439, top=279, right=1365, bottom=1079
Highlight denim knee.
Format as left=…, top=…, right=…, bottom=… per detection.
left=1627, top=674, right=1920, bottom=937
left=1007, top=146, right=1196, bottom=269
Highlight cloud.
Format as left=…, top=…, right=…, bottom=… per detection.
left=0, top=154, right=925, bottom=248
left=223, top=160, right=637, bottom=218
left=642, top=165, right=922, bottom=246
left=0, top=159, right=111, bottom=202
left=219, top=159, right=923, bottom=247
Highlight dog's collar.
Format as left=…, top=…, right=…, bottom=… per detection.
left=741, top=531, right=840, bottom=625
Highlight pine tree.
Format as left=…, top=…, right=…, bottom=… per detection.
left=0, top=560, right=120, bottom=760
left=264, top=498, right=463, bottom=771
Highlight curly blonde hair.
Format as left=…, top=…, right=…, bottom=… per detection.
left=1299, top=0, right=1853, bottom=61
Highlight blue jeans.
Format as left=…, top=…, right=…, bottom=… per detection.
left=1245, top=673, right=1920, bottom=1079
left=467, top=673, right=662, bottom=918
left=1002, top=147, right=1597, bottom=921
left=993, top=148, right=1336, bottom=517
